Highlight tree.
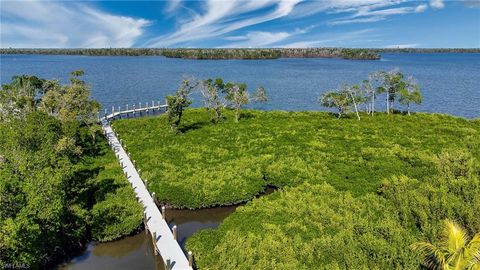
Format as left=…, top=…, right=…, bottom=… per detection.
left=223, top=82, right=268, bottom=123
left=412, top=219, right=480, bottom=270
left=199, top=78, right=227, bottom=123
left=224, top=82, right=250, bottom=122
left=252, top=86, right=268, bottom=103
left=319, top=90, right=351, bottom=118
left=166, top=78, right=197, bottom=132
left=0, top=75, right=45, bottom=120
left=374, top=68, right=407, bottom=114
left=344, top=84, right=362, bottom=120
left=361, top=75, right=380, bottom=116
left=399, top=76, right=422, bottom=115
left=40, top=71, right=101, bottom=142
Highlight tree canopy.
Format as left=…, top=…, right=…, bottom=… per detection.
left=0, top=72, right=141, bottom=269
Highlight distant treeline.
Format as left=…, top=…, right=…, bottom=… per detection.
left=373, top=48, right=480, bottom=53
left=1, top=48, right=478, bottom=60
left=0, top=48, right=380, bottom=60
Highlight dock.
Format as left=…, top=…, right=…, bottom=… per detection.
left=104, top=101, right=168, bottom=120
left=101, top=103, right=193, bottom=270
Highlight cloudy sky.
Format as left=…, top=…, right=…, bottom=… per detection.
left=1, top=0, right=479, bottom=48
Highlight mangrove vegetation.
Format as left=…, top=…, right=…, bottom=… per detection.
left=108, top=72, right=480, bottom=269
left=0, top=72, right=142, bottom=269
left=0, top=48, right=381, bottom=60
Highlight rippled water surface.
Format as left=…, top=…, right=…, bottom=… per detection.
left=1, top=53, right=479, bottom=118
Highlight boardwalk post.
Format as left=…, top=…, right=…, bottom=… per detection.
left=152, top=192, right=156, bottom=204
left=152, top=231, right=158, bottom=255
left=144, top=211, right=148, bottom=234
left=172, top=225, right=177, bottom=240
left=133, top=104, right=136, bottom=117
left=161, top=206, right=166, bottom=219
left=166, top=258, right=172, bottom=270
left=104, top=108, right=107, bottom=118
left=188, top=251, right=193, bottom=267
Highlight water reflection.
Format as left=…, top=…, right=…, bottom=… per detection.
left=59, top=186, right=276, bottom=269
left=58, top=233, right=165, bottom=270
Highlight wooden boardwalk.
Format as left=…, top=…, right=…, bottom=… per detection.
left=104, top=103, right=168, bottom=120
left=101, top=105, right=193, bottom=270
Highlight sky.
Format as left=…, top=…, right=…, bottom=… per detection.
left=1, top=0, right=479, bottom=48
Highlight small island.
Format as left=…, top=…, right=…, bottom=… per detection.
left=0, top=48, right=380, bottom=60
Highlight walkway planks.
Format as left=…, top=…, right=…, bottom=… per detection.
left=101, top=115, right=192, bottom=270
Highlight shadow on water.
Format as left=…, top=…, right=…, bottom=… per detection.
left=57, top=233, right=166, bottom=270
left=58, top=186, right=277, bottom=270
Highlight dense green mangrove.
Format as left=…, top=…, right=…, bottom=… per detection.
left=0, top=73, right=142, bottom=269
left=113, top=109, right=479, bottom=207
left=112, top=108, right=479, bottom=269
left=2, top=48, right=479, bottom=60
left=0, top=48, right=380, bottom=60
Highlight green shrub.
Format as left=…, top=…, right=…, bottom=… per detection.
left=186, top=183, right=419, bottom=270
left=113, top=109, right=479, bottom=208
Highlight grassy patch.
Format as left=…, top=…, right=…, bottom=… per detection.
left=112, top=109, right=479, bottom=209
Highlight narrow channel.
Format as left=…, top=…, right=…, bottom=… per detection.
left=58, top=186, right=277, bottom=269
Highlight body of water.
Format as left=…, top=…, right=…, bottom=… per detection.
left=1, top=53, right=479, bottom=118
left=58, top=205, right=237, bottom=270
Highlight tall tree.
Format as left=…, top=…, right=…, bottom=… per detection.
left=40, top=71, right=101, bottom=142
left=344, top=84, right=362, bottom=120
left=361, top=76, right=379, bottom=116
left=0, top=75, right=44, bottom=120
left=374, top=68, right=407, bottom=114
left=319, top=90, right=351, bottom=118
left=412, top=219, right=480, bottom=270
left=199, top=78, right=226, bottom=123
left=224, top=83, right=249, bottom=123
left=399, top=76, right=422, bottom=115
left=166, top=78, right=197, bottom=132
left=223, top=83, right=267, bottom=122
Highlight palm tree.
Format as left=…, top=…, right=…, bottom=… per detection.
left=412, top=219, right=480, bottom=270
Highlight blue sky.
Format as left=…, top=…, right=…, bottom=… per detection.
left=1, top=0, right=479, bottom=48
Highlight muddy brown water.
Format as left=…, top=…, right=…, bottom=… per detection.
left=58, top=205, right=237, bottom=270
left=58, top=187, right=275, bottom=270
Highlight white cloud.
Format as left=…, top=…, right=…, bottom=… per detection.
left=144, top=0, right=302, bottom=47
left=384, top=43, right=420, bottom=48
left=430, top=0, right=445, bottom=9
left=0, top=1, right=150, bottom=48
left=165, top=0, right=183, bottom=13
left=329, top=3, right=428, bottom=25
left=329, top=16, right=387, bottom=25
left=415, top=4, right=429, bottom=13
left=144, top=0, right=435, bottom=47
